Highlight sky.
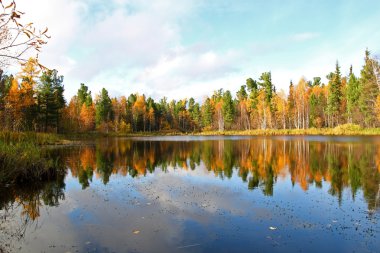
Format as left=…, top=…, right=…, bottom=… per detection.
left=13, top=0, right=380, bottom=101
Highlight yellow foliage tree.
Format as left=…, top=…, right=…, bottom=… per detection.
left=80, top=103, right=95, bottom=132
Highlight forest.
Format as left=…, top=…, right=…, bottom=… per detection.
left=0, top=50, right=380, bottom=134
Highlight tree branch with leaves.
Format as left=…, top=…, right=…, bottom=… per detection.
left=0, top=0, right=50, bottom=67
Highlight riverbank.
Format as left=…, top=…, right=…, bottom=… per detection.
left=0, top=132, right=69, bottom=185
left=90, top=124, right=380, bottom=137
left=195, top=126, right=380, bottom=136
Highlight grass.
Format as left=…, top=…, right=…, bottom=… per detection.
left=0, top=131, right=64, bottom=145
left=95, top=124, right=380, bottom=137
left=0, top=132, right=66, bottom=185
left=192, top=124, right=380, bottom=136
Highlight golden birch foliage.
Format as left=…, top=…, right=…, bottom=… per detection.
left=375, top=94, right=380, bottom=123
left=273, top=91, right=287, bottom=129
left=19, top=58, right=39, bottom=106
left=133, top=95, right=146, bottom=117
left=5, top=79, right=22, bottom=128
left=80, top=103, right=95, bottom=131
left=148, top=107, right=155, bottom=125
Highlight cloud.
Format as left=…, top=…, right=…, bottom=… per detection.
left=135, top=47, right=242, bottom=85
left=291, top=32, right=320, bottom=42
left=26, top=0, right=245, bottom=100
left=15, top=0, right=84, bottom=72
left=87, top=47, right=245, bottom=101
left=11, top=0, right=380, bottom=101
left=15, top=0, right=208, bottom=99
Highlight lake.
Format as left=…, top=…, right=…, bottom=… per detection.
left=1, top=136, right=379, bottom=253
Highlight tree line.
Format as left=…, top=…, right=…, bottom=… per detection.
left=0, top=50, right=379, bottom=133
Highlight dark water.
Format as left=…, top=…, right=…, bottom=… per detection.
left=1, top=136, right=380, bottom=253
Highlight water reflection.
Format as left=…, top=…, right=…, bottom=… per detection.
left=60, top=137, right=380, bottom=210
left=1, top=136, right=380, bottom=252
left=0, top=172, right=66, bottom=252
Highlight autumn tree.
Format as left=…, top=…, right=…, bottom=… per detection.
left=273, top=91, right=287, bottom=129
left=287, top=81, right=296, bottom=128
left=295, top=78, right=308, bottom=129
left=236, top=85, right=250, bottom=130
left=146, top=97, right=156, bottom=131
left=4, top=77, right=21, bottom=130
left=80, top=103, right=95, bottom=131
left=78, top=84, right=94, bottom=132
left=132, top=94, right=147, bottom=131
left=117, top=96, right=129, bottom=132
left=12, top=57, right=39, bottom=130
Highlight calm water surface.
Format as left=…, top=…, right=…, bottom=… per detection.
left=1, top=136, right=380, bottom=253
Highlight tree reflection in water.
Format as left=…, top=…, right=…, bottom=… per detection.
left=0, top=171, right=66, bottom=252
left=62, top=137, right=380, bottom=211
left=1, top=137, right=380, bottom=252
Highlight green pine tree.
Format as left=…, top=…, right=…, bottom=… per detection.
left=358, top=49, right=379, bottom=127
left=95, top=88, right=113, bottom=127
left=202, top=98, right=213, bottom=128
left=37, top=69, right=65, bottom=132
left=346, top=65, right=360, bottom=123
left=327, top=62, right=342, bottom=127
left=222, top=90, right=235, bottom=129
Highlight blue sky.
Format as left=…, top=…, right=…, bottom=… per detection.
left=16, top=0, right=380, bottom=101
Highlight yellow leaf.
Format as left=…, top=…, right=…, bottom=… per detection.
left=23, top=31, right=30, bottom=38
left=5, top=2, right=14, bottom=9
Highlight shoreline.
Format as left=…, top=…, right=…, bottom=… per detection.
left=83, top=128, right=380, bottom=138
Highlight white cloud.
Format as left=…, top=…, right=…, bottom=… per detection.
left=291, top=32, right=319, bottom=42
left=16, top=0, right=83, bottom=72
left=11, top=0, right=380, bottom=102
left=87, top=47, right=245, bottom=101
left=14, top=0, right=206, bottom=99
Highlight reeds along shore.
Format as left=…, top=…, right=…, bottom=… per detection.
left=0, top=132, right=65, bottom=185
